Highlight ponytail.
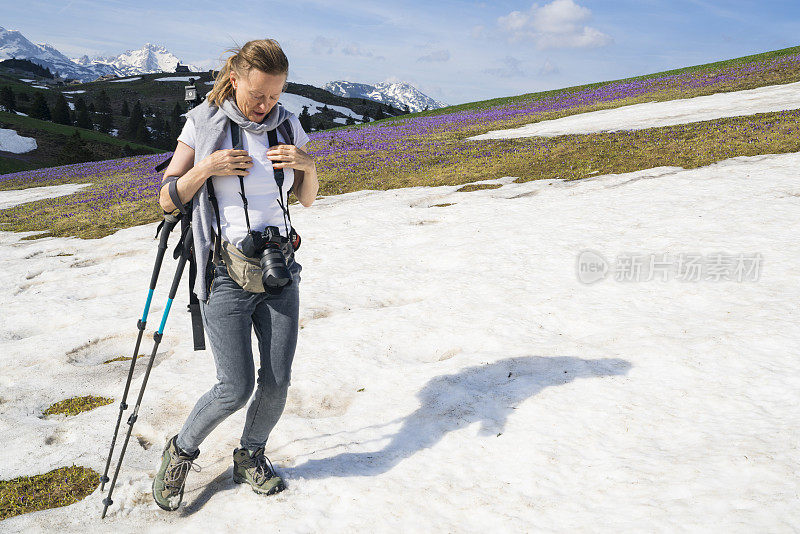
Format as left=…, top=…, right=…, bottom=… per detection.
left=206, top=39, right=289, bottom=106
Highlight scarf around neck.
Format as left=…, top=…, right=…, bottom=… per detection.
left=219, top=96, right=289, bottom=134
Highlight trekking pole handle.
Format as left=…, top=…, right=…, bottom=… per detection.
left=157, top=226, right=193, bottom=335
left=142, top=212, right=182, bottom=324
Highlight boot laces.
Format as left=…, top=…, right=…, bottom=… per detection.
left=252, top=449, right=277, bottom=486
left=164, top=451, right=202, bottom=491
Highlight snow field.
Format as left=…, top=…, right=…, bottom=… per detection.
left=469, top=80, right=800, bottom=139
left=0, top=150, right=798, bottom=531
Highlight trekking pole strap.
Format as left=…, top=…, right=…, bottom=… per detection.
left=164, top=176, right=189, bottom=216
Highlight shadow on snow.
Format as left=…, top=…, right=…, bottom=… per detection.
left=288, top=355, right=631, bottom=480
left=179, top=354, right=631, bottom=514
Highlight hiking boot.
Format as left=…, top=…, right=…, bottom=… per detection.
left=152, top=434, right=201, bottom=511
left=232, top=446, right=286, bottom=495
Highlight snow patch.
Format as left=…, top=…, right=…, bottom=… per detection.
left=110, top=77, right=141, bottom=83
left=470, top=80, right=800, bottom=140
left=279, top=93, right=363, bottom=120
left=153, top=76, right=197, bottom=82
left=0, top=128, right=37, bottom=153
left=0, top=183, right=91, bottom=210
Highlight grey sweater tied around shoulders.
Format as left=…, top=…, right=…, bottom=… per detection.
left=186, top=96, right=291, bottom=302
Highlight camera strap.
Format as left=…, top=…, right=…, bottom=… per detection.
left=230, top=120, right=293, bottom=241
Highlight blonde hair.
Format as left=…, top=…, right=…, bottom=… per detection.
left=206, top=39, right=289, bottom=106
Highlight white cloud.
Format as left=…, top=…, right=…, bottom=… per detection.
left=417, top=49, right=450, bottom=62
left=497, top=0, right=612, bottom=49
left=341, top=42, right=383, bottom=60
left=470, top=25, right=486, bottom=39
left=483, top=56, right=525, bottom=78
left=538, top=59, right=558, bottom=75
left=312, top=36, right=339, bottom=55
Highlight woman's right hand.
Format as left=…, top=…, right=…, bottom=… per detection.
left=200, top=149, right=253, bottom=178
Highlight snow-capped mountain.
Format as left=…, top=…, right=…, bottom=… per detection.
left=323, top=80, right=447, bottom=112
left=0, top=27, right=198, bottom=82
left=0, top=26, right=115, bottom=81
left=75, top=43, right=200, bottom=78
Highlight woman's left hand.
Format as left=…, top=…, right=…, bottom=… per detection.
left=266, top=144, right=315, bottom=172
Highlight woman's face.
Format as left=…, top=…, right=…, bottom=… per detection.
left=230, top=68, right=286, bottom=123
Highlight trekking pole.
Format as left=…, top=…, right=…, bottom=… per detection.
left=99, top=211, right=181, bottom=493
left=101, top=225, right=193, bottom=519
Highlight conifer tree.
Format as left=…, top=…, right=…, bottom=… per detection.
left=171, top=102, right=184, bottom=122
left=98, top=111, right=113, bottom=134
left=151, top=111, right=167, bottom=148
left=135, top=122, right=151, bottom=145
left=57, top=129, right=94, bottom=164
left=29, top=93, right=51, bottom=120
left=0, top=86, right=16, bottom=112
left=77, top=108, right=93, bottom=130
left=163, top=117, right=174, bottom=143
left=126, top=100, right=145, bottom=140
left=95, top=90, right=112, bottom=115
left=93, top=90, right=113, bottom=133
left=121, top=100, right=130, bottom=116
left=52, top=93, right=71, bottom=125
left=298, top=105, right=312, bottom=131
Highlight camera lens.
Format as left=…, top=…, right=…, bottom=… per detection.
left=259, top=245, right=292, bottom=288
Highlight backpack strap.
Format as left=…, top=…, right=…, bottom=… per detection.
left=277, top=120, right=294, bottom=147
left=205, top=121, right=231, bottom=268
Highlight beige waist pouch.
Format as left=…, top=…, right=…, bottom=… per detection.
left=219, top=239, right=265, bottom=293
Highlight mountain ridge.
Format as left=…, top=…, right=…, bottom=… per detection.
left=0, top=27, right=443, bottom=113
left=323, top=80, right=447, bottom=112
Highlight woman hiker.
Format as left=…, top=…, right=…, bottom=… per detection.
left=152, top=38, right=318, bottom=511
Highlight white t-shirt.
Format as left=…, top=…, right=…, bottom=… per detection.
left=178, top=113, right=310, bottom=247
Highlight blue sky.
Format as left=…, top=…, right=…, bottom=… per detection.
left=4, top=0, right=799, bottom=105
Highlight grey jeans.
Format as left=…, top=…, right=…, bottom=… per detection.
left=176, top=258, right=302, bottom=454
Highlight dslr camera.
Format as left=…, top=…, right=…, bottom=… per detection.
left=240, top=225, right=293, bottom=290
